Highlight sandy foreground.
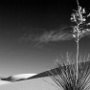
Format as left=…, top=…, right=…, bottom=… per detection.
left=0, top=77, right=60, bottom=90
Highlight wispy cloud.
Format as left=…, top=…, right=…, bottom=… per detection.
left=36, top=30, right=73, bottom=43
left=19, top=26, right=73, bottom=45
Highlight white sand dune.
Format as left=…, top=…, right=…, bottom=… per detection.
left=0, top=60, right=89, bottom=90
left=11, top=73, right=36, bottom=78
left=0, top=77, right=58, bottom=90
left=7, top=73, right=36, bottom=81
left=0, top=81, right=10, bottom=86
left=0, top=73, right=58, bottom=90
left=0, top=73, right=36, bottom=83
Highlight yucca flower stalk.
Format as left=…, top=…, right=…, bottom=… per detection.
left=49, top=0, right=90, bottom=90
left=71, top=0, right=90, bottom=81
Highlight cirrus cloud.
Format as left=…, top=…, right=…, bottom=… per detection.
left=19, top=26, right=73, bottom=44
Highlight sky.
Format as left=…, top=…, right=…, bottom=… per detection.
left=0, top=0, right=90, bottom=78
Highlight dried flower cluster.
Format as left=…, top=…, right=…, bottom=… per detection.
left=71, top=4, right=90, bottom=41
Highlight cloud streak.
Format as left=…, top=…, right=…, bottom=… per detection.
left=19, top=26, right=90, bottom=47
left=37, top=30, right=73, bottom=43
left=20, top=26, right=73, bottom=43
left=31, top=27, right=74, bottom=46
left=37, top=29, right=90, bottom=43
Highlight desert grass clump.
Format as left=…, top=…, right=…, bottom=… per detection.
left=49, top=58, right=90, bottom=90
left=50, top=60, right=76, bottom=90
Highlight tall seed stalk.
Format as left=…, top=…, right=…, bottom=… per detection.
left=71, top=0, right=90, bottom=83
left=49, top=0, right=90, bottom=90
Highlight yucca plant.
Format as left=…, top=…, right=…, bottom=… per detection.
left=49, top=0, right=90, bottom=90
left=50, top=59, right=90, bottom=90
left=71, top=0, right=90, bottom=81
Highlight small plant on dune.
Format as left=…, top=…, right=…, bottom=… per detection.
left=50, top=0, right=90, bottom=90
left=50, top=59, right=90, bottom=90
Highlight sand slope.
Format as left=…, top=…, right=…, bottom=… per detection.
left=0, top=77, right=59, bottom=90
